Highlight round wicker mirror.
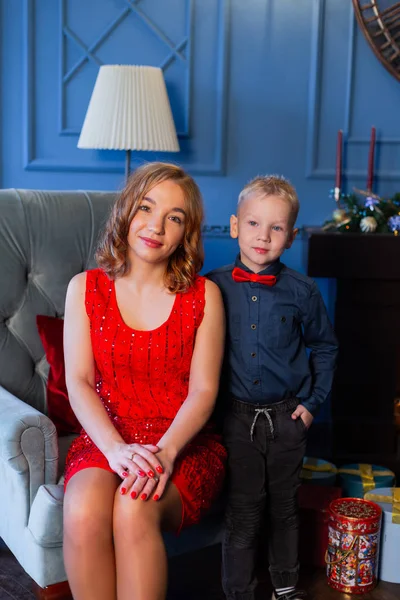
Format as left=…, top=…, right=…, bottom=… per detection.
left=352, top=1, right=400, bottom=82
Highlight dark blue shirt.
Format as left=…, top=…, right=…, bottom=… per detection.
left=207, top=256, right=338, bottom=415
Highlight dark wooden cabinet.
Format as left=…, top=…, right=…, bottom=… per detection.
left=305, top=229, right=400, bottom=475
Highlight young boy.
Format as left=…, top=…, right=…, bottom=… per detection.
left=207, top=176, right=338, bottom=600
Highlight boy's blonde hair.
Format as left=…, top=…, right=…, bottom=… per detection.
left=238, top=175, right=299, bottom=227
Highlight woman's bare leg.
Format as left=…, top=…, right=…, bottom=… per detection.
left=113, top=483, right=182, bottom=600
left=63, top=468, right=119, bottom=600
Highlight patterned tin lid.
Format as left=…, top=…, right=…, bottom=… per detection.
left=330, top=497, right=382, bottom=521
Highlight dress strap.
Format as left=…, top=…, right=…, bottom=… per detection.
left=84, top=268, right=109, bottom=320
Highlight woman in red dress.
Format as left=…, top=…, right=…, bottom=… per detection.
left=63, top=162, right=226, bottom=600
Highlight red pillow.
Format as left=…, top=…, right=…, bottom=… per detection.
left=36, top=315, right=81, bottom=436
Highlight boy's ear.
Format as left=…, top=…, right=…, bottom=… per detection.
left=286, top=227, right=299, bottom=249
left=230, top=214, right=238, bottom=239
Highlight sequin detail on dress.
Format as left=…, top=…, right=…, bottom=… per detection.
left=64, top=269, right=226, bottom=529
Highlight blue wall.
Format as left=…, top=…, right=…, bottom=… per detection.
left=1, top=0, right=400, bottom=294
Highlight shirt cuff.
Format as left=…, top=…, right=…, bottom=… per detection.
left=301, top=397, right=321, bottom=417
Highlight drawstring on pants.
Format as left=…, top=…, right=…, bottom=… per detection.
left=250, top=408, right=274, bottom=441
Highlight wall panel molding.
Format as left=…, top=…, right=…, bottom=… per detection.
left=23, top=0, right=230, bottom=176
left=306, top=0, right=400, bottom=181
left=22, top=0, right=35, bottom=173
left=59, top=0, right=193, bottom=138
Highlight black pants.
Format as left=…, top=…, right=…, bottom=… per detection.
left=222, top=397, right=307, bottom=600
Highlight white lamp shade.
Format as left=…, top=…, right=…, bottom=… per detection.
left=77, top=65, right=180, bottom=152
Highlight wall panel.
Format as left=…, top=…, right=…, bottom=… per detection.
left=23, top=0, right=229, bottom=175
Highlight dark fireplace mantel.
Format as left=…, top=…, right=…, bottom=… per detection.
left=306, top=228, right=400, bottom=280
left=305, top=228, right=400, bottom=476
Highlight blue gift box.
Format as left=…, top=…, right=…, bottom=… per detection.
left=364, top=487, right=400, bottom=584
left=300, top=457, right=337, bottom=486
left=338, top=463, right=395, bottom=498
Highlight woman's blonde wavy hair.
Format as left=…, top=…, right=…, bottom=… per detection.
left=96, top=162, right=204, bottom=293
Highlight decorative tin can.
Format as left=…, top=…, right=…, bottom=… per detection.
left=300, top=456, right=337, bottom=486
left=326, top=497, right=382, bottom=594
left=338, top=463, right=395, bottom=498
left=364, top=487, right=400, bottom=583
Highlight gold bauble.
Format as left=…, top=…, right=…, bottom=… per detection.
left=332, top=209, right=348, bottom=223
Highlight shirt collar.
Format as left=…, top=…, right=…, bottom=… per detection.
left=234, top=254, right=284, bottom=277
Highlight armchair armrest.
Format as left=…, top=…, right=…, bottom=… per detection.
left=28, top=484, right=64, bottom=547
left=0, top=385, right=58, bottom=506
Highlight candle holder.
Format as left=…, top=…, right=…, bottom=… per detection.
left=322, top=127, right=397, bottom=234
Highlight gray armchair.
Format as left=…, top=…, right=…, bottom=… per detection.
left=0, top=189, right=115, bottom=597
left=0, top=189, right=222, bottom=599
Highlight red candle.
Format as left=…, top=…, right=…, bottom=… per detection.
left=334, top=130, right=343, bottom=201
left=367, top=126, right=376, bottom=191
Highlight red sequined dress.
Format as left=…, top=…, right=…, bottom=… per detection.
left=64, top=268, right=226, bottom=528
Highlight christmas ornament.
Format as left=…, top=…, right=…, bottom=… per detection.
left=332, top=209, right=348, bottom=223
left=360, top=216, right=378, bottom=233
left=365, top=196, right=380, bottom=210
left=323, top=189, right=400, bottom=235
left=388, top=215, right=400, bottom=233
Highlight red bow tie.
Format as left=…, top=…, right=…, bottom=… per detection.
left=232, top=267, right=277, bottom=286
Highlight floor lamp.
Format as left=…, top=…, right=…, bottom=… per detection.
left=77, top=65, right=180, bottom=180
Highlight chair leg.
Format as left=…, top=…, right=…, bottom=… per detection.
left=32, top=581, right=72, bottom=600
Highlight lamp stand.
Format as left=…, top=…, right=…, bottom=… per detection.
left=125, top=149, right=131, bottom=182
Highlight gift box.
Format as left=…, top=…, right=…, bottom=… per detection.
left=326, top=497, right=382, bottom=594
left=338, top=463, right=395, bottom=498
left=298, top=484, right=342, bottom=567
left=364, top=487, right=400, bottom=583
left=300, top=456, right=337, bottom=486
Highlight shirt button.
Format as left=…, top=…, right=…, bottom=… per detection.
left=253, top=380, right=260, bottom=385
left=251, top=324, right=256, bottom=330
left=251, top=296, right=257, bottom=302
left=251, top=352, right=256, bottom=358
left=281, top=316, right=286, bottom=323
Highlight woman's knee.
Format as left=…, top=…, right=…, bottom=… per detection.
left=64, top=498, right=113, bottom=546
left=113, top=494, right=161, bottom=545
left=63, top=471, right=116, bottom=546
left=113, top=482, right=183, bottom=546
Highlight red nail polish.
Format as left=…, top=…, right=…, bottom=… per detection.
left=148, top=470, right=155, bottom=478
left=138, top=470, right=146, bottom=477
left=141, top=493, right=147, bottom=500
left=156, top=466, right=163, bottom=474
left=153, top=495, right=159, bottom=501
left=120, top=487, right=127, bottom=495
left=122, top=471, right=128, bottom=477
left=131, top=491, right=137, bottom=499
